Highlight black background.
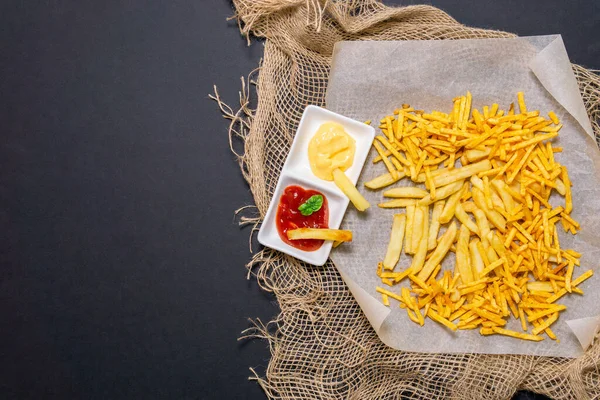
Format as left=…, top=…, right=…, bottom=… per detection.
left=0, top=0, right=597, bottom=399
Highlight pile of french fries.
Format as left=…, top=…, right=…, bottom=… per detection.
left=368, top=92, right=593, bottom=341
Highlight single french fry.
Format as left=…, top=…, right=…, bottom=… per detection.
left=479, top=257, right=505, bottom=278
left=527, top=305, right=566, bottom=322
left=493, top=327, right=544, bottom=342
left=332, top=169, right=371, bottom=211
left=432, top=160, right=492, bottom=188
left=411, top=205, right=430, bottom=273
left=378, top=199, right=417, bottom=208
left=383, top=214, right=407, bottom=270
left=527, top=281, right=554, bottom=292
left=511, top=132, right=558, bottom=152
left=418, top=180, right=464, bottom=206
left=517, top=92, right=527, bottom=114
left=383, top=187, right=428, bottom=198
left=469, top=239, right=485, bottom=281
left=417, top=222, right=457, bottom=281
left=412, top=205, right=425, bottom=253
left=382, top=294, right=390, bottom=306
left=531, top=313, right=559, bottom=335
left=405, top=204, right=415, bottom=254
left=562, top=167, right=572, bottom=215
left=287, top=228, right=352, bottom=242
left=376, top=287, right=404, bottom=303
left=428, top=200, right=445, bottom=251
left=565, top=261, right=574, bottom=293
left=365, top=171, right=404, bottom=189
left=465, top=148, right=491, bottom=163
left=473, top=208, right=491, bottom=243
left=427, top=308, right=458, bottom=331
left=456, top=224, right=474, bottom=284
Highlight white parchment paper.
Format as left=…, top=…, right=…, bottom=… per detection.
left=326, top=36, right=600, bottom=357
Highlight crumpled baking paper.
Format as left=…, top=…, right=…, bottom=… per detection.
left=326, top=35, right=599, bottom=357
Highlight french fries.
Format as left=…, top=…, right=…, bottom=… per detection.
left=332, top=168, right=370, bottom=211
left=287, top=228, right=352, bottom=242
left=367, top=91, right=591, bottom=342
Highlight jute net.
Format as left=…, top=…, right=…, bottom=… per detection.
left=216, top=1, right=600, bottom=398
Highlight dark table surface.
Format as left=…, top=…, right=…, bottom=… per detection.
left=1, top=0, right=597, bottom=399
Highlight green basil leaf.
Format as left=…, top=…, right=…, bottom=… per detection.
left=298, top=194, right=323, bottom=216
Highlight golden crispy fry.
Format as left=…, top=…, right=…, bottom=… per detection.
left=465, top=148, right=490, bottom=162
left=287, top=228, right=352, bottom=242
left=332, top=169, right=371, bottom=211
left=381, top=294, right=390, bottom=306
left=427, top=308, right=457, bottom=331
left=378, top=199, right=418, bottom=208
left=404, top=204, right=416, bottom=254
left=527, top=305, right=566, bottom=322
left=411, top=205, right=430, bottom=273
left=412, top=206, right=425, bottom=254
left=432, top=160, right=492, bottom=188
left=456, top=224, right=474, bottom=284
left=383, top=187, right=428, bottom=198
left=562, top=166, right=573, bottom=214
left=473, top=208, right=491, bottom=243
left=531, top=313, right=558, bottom=335
left=383, top=214, right=407, bottom=270
left=526, top=281, right=553, bottom=292
left=364, top=171, right=404, bottom=189
left=428, top=201, right=445, bottom=251
left=469, top=239, right=485, bottom=280
left=493, top=327, right=544, bottom=342
left=418, top=180, right=464, bottom=206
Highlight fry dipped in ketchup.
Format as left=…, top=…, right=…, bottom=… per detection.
left=276, top=185, right=329, bottom=251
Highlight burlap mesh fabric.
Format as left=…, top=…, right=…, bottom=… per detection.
left=218, top=1, right=600, bottom=398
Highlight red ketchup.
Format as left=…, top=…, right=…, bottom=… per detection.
left=276, top=185, right=329, bottom=251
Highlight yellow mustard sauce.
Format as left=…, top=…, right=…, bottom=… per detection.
left=308, top=122, right=356, bottom=181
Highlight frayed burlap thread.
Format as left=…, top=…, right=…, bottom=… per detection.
left=218, top=1, right=600, bottom=399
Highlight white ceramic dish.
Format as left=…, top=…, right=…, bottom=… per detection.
left=257, top=105, right=375, bottom=266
